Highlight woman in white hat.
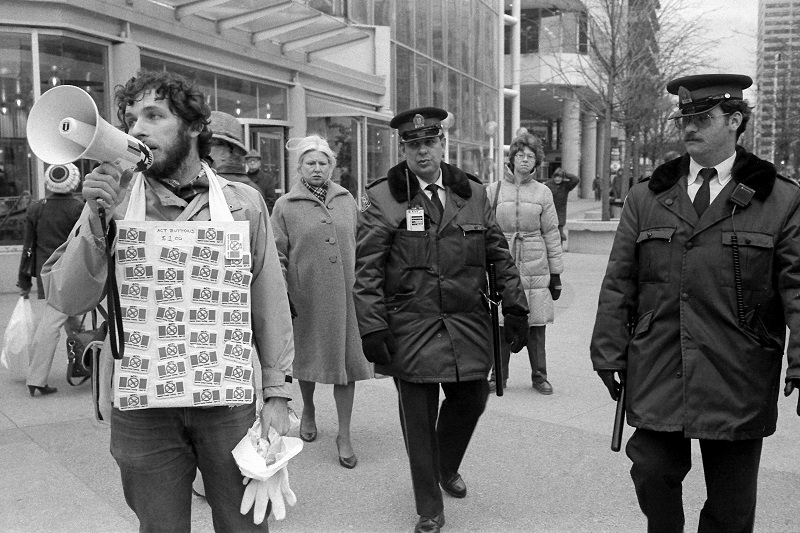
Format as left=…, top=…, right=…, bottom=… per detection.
left=271, top=135, right=372, bottom=468
left=18, top=163, right=84, bottom=396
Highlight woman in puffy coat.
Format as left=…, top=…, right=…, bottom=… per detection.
left=486, top=133, right=564, bottom=394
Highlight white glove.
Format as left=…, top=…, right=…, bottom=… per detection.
left=240, top=465, right=297, bottom=523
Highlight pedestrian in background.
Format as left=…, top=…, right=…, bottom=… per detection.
left=486, top=132, right=563, bottom=395
left=355, top=107, right=528, bottom=533
left=42, top=70, right=294, bottom=531
left=245, top=149, right=278, bottom=214
left=591, top=74, right=800, bottom=531
left=208, top=110, right=260, bottom=193
left=18, top=163, right=84, bottom=396
left=271, top=135, right=372, bottom=469
left=593, top=174, right=600, bottom=200
left=545, top=167, right=579, bottom=241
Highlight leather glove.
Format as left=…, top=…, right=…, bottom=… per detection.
left=549, top=274, right=562, bottom=301
left=598, top=370, right=625, bottom=401
left=503, top=313, right=528, bottom=353
left=784, top=378, right=800, bottom=416
left=361, top=330, right=396, bottom=365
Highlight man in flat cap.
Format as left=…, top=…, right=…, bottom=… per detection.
left=245, top=149, right=278, bottom=213
left=591, top=73, right=800, bottom=530
left=354, top=107, right=528, bottom=532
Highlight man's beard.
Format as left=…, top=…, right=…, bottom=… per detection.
left=144, top=126, right=192, bottom=182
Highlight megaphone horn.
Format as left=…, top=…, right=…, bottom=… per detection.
left=26, top=85, right=152, bottom=172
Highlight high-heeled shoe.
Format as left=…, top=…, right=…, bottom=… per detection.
left=336, top=436, right=357, bottom=469
left=28, top=385, right=57, bottom=397
left=299, top=417, right=317, bottom=442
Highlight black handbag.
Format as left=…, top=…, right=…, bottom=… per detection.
left=66, top=307, right=108, bottom=386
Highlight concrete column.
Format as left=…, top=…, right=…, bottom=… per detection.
left=580, top=113, right=598, bottom=199
left=110, top=43, right=141, bottom=94
left=288, top=74, right=306, bottom=141
left=560, top=97, right=581, bottom=197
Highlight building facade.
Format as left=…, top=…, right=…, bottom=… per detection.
left=756, top=0, right=800, bottom=178
left=0, top=0, right=504, bottom=286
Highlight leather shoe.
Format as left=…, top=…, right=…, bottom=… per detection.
left=440, top=472, right=466, bottom=498
left=299, top=417, right=317, bottom=442
left=414, top=512, right=445, bottom=533
left=532, top=379, right=553, bottom=395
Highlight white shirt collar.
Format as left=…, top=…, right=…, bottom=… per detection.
left=416, top=168, right=443, bottom=191
left=689, top=151, right=736, bottom=186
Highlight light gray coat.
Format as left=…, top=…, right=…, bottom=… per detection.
left=272, top=180, right=371, bottom=384
left=486, top=168, right=564, bottom=326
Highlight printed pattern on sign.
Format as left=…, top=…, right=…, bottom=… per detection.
left=112, top=220, right=254, bottom=410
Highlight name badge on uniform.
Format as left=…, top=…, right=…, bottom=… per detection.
left=406, top=208, right=425, bottom=231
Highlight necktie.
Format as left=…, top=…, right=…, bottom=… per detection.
left=426, top=183, right=444, bottom=216
left=693, top=167, right=716, bottom=216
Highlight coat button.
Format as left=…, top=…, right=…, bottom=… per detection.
left=681, top=292, right=689, bottom=300
left=686, top=242, right=693, bottom=250
left=329, top=256, right=338, bottom=263
left=328, top=237, right=336, bottom=244
left=676, top=371, right=682, bottom=378
left=666, top=199, right=674, bottom=206
left=436, top=333, right=442, bottom=338
left=647, top=231, right=652, bottom=237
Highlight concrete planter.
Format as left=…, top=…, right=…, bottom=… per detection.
left=565, top=219, right=619, bottom=255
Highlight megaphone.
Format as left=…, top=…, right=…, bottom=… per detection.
left=26, top=85, right=153, bottom=172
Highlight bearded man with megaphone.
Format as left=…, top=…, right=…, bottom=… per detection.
left=38, top=71, right=295, bottom=532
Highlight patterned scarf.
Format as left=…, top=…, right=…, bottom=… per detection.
left=302, top=178, right=328, bottom=204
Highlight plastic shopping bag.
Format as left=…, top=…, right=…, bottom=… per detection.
left=1, top=297, right=34, bottom=379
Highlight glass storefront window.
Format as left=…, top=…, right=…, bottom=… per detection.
left=414, top=0, right=430, bottom=55
left=306, top=116, right=358, bottom=198
left=414, top=55, right=430, bottom=108
left=431, top=3, right=445, bottom=61
left=395, top=45, right=412, bottom=112
left=366, top=121, right=394, bottom=185
left=432, top=63, right=446, bottom=109
left=396, top=1, right=412, bottom=46
left=447, top=0, right=460, bottom=67
left=141, top=56, right=287, bottom=120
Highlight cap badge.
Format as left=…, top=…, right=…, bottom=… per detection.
left=413, top=114, right=425, bottom=128
left=678, top=86, right=692, bottom=106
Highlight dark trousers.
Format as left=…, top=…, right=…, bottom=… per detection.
left=491, top=326, right=547, bottom=384
left=626, top=429, right=763, bottom=533
left=394, top=378, right=489, bottom=517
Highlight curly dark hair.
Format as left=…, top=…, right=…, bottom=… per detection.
left=114, top=70, right=212, bottom=160
left=508, top=132, right=545, bottom=172
left=719, top=99, right=752, bottom=139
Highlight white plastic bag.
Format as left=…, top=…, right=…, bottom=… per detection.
left=1, top=297, right=34, bottom=379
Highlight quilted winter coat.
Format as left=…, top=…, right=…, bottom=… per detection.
left=486, top=167, right=563, bottom=326
left=591, top=147, right=800, bottom=440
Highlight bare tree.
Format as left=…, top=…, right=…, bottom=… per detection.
left=540, top=0, right=713, bottom=220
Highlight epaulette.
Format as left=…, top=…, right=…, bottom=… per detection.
left=366, top=177, right=387, bottom=189
left=466, top=173, right=482, bottom=185
left=776, top=173, right=800, bottom=187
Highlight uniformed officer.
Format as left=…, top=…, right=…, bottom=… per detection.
left=354, top=107, right=528, bottom=533
left=591, top=74, right=800, bottom=531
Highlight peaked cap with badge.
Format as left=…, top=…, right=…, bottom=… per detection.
left=390, top=106, right=448, bottom=143
left=666, top=73, right=752, bottom=119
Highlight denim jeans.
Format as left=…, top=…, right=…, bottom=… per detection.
left=110, top=403, right=267, bottom=532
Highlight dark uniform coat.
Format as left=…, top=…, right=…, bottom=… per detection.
left=355, top=161, right=527, bottom=383
left=591, top=146, right=800, bottom=440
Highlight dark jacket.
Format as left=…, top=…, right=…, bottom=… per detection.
left=18, top=194, right=83, bottom=297
left=591, top=146, right=800, bottom=439
left=355, top=161, right=527, bottom=383
left=545, top=171, right=579, bottom=225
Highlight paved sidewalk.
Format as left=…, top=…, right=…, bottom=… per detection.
left=2, top=244, right=800, bottom=531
